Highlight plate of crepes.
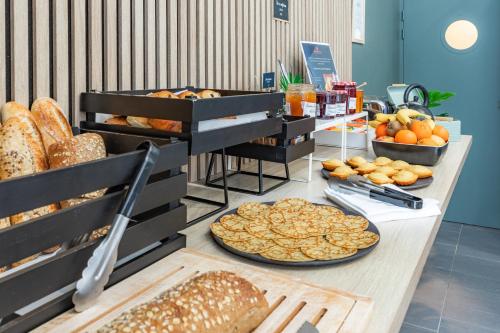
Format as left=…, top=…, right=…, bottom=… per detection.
left=321, top=155, right=433, bottom=190
left=210, top=198, right=380, bottom=267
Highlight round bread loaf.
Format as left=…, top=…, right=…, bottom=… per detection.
left=31, top=97, right=73, bottom=153
left=178, top=90, right=200, bottom=99
left=147, top=90, right=179, bottom=99
left=147, top=90, right=183, bottom=133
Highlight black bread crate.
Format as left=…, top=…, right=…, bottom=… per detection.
left=0, top=130, right=188, bottom=333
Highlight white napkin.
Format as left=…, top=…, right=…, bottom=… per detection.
left=324, top=185, right=441, bottom=223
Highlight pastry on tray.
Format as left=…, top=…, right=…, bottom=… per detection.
left=365, top=172, right=395, bottom=185
left=373, top=156, right=393, bottom=166
left=346, top=156, right=367, bottom=168
left=389, top=160, right=410, bottom=170
left=355, top=162, right=377, bottom=175
left=322, top=159, right=345, bottom=171
left=406, top=165, right=433, bottom=179
left=392, top=170, right=419, bottom=186
left=199, top=89, right=221, bottom=98
left=210, top=199, right=377, bottom=263
left=373, top=166, right=398, bottom=177
left=330, top=166, right=358, bottom=180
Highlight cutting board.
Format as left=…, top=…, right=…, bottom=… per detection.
left=34, top=248, right=373, bottom=333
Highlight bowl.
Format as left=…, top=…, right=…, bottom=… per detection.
left=372, top=140, right=448, bottom=166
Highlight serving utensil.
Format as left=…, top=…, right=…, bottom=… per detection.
left=328, top=176, right=423, bottom=209
left=72, top=141, right=160, bottom=312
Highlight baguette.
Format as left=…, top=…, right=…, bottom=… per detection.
left=1, top=101, right=32, bottom=123
left=31, top=97, right=73, bottom=152
left=98, top=271, right=269, bottom=333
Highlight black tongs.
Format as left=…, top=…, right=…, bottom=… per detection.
left=328, top=175, right=423, bottom=210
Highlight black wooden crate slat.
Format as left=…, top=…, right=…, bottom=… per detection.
left=225, top=139, right=316, bottom=164
left=0, top=173, right=187, bottom=267
left=0, top=234, right=186, bottom=333
left=0, top=205, right=186, bottom=318
left=0, top=140, right=187, bottom=218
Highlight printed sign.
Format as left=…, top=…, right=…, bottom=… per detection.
left=300, top=41, right=338, bottom=91
left=273, top=0, right=289, bottom=21
left=262, top=72, right=276, bottom=89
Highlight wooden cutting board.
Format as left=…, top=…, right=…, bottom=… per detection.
left=34, top=248, right=373, bottom=333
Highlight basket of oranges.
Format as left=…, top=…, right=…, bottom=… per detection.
left=369, top=109, right=450, bottom=166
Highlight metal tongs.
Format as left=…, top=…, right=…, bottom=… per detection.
left=72, top=141, right=160, bottom=312
left=328, top=175, right=423, bottom=210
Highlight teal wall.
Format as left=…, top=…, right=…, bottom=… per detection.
left=352, top=0, right=402, bottom=98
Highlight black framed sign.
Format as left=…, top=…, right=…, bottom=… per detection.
left=300, top=41, right=338, bottom=91
left=262, top=72, right=276, bottom=89
left=273, top=0, right=289, bottom=22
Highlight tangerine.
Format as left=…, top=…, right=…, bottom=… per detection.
left=395, top=130, right=418, bottom=144
left=375, top=123, right=388, bottom=138
left=377, top=136, right=395, bottom=143
left=409, top=120, right=433, bottom=140
left=432, top=125, right=449, bottom=142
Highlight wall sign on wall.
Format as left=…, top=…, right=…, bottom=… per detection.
left=273, top=0, right=289, bottom=22
left=262, top=72, right=276, bottom=89
left=352, top=0, right=366, bottom=44
left=300, top=41, right=338, bottom=91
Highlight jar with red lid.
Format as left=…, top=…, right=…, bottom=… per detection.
left=317, top=90, right=348, bottom=118
left=345, top=82, right=357, bottom=114
left=333, top=82, right=348, bottom=116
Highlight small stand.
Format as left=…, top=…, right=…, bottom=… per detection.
left=205, top=155, right=290, bottom=196
left=183, top=149, right=229, bottom=225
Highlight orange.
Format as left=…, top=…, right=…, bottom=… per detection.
left=432, top=125, right=449, bottom=142
left=431, top=135, right=446, bottom=146
left=377, top=136, right=395, bottom=143
left=410, top=120, right=433, bottom=140
left=375, top=123, right=388, bottom=138
left=395, top=130, right=418, bottom=144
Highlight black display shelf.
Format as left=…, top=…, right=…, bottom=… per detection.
left=206, top=115, right=316, bottom=195
left=0, top=130, right=188, bottom=333
left=79, top=88, right=285, bottom=224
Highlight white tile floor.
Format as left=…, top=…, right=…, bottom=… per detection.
left=400, top=222, right=500, bottom=333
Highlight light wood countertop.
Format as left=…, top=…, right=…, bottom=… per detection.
left=182, top=136, right=472, bottom=333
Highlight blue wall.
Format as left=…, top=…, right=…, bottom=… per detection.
left=352, top=0, right=402, bottom=98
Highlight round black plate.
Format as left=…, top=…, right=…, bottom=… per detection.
left=211, top=203, right=380, bottom=267
left=320, top=168, right=433, bottom=190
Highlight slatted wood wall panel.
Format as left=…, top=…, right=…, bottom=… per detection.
left=1, top=0, right=352, bottom=180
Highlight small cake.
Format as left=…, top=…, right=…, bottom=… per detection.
left=346, top=156, right=368, bottom=168
left=389, top=160, right=410, bottom=170
left=355, top=162, right=377, bottom=175
left=322, top=159, right=345, bottom=171
left=330, top=166, right=358, bottom=180
left=407, top=165, right=433, bottom=179
left=374, top=166, right=397, bottom=177
left=374, top=156, right=393, bottom=166
left=392, top=170, right=419, bottom=186
left=366, top=172, right=394, bottom=185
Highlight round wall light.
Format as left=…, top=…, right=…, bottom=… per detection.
left=444, top=20, right=478, bottom=51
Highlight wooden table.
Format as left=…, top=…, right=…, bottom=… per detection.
left=182, top=135, right=472, bottom=333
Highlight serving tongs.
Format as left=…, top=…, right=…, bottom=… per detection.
left=72, top=141, right=160, bottom=312
left=328, top=175, right=423, bottom=210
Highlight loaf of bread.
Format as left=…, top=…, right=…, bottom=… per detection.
left=178, top=90, right=200, bottom=99
left=147, top=90, right=183, bottom=133
left=1, top=101, right=32, bottom=123
left=105, top=116, right=129, bottom=126
left=31, top=97, right=73, bottom=152
left=48, top=133, right=107, bottom=200
left=199, top=89, right=221, bottom=98
left=98, top=271, right=269, bottom=333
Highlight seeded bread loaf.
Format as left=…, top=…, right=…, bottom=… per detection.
left=31, top=97, right=73, bottom=153
left=0, top=101, right=32, bottom=123
left=98, top=271, right=269, bottom=333
left=48, top=133, right=107, bottom=201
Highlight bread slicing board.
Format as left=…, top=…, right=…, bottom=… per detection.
left=33, top=248, right=373, bottom=333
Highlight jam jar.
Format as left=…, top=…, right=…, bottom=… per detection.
left=345, top=82, right=357, bottom=114
left=333, top=82, right=348, bottom=115
left=285, top=84, right=317, bottom=117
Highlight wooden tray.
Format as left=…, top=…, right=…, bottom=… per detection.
left=212, top=204, right=380, bottom=267
left=34, top=248, right=373, bottom=333
left=321, top=168, right=434, bottom=190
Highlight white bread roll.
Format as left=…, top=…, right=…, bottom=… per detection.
left=31, top=97, right=73, bottom=153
